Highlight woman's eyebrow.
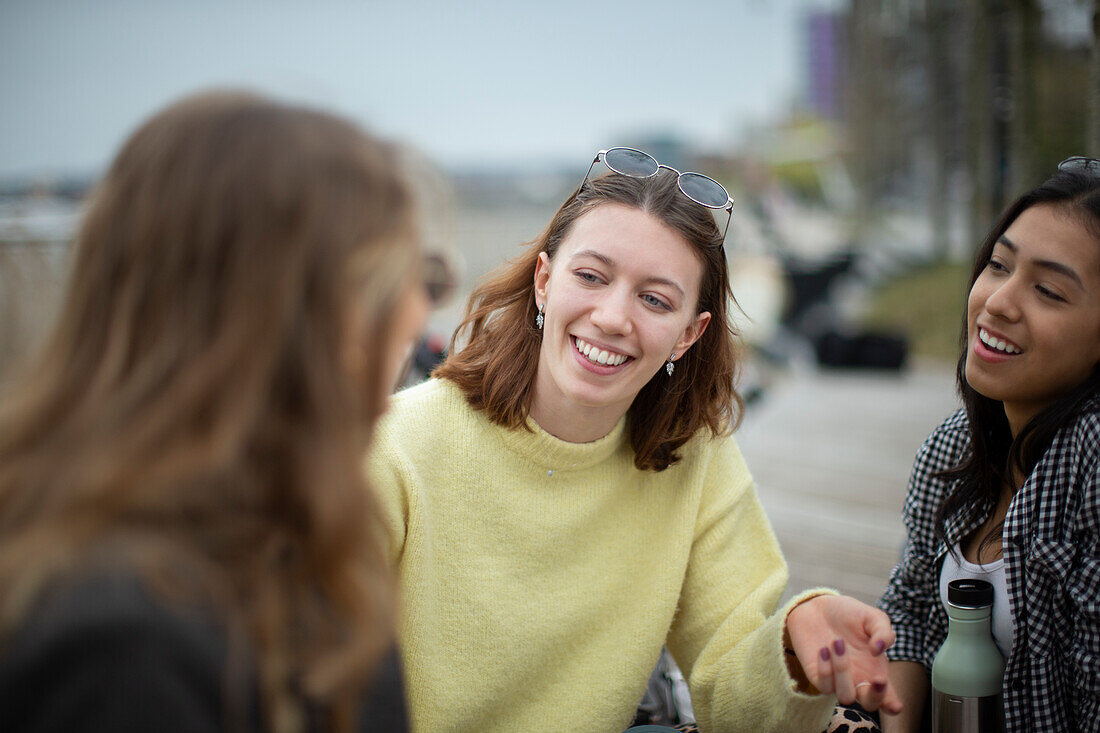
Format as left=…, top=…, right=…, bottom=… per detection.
left=570, top=249, right=685, bottom=297
left=997, top=235, right=1084, bottom=288
left=644, top=276, right=685, bottom=298
left=571, top=249, right=615, bottom=268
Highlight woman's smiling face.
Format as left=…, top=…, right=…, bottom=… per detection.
left=965, top=202, right=1100, bottom=433
left=529, top=203, right=711, bottom=440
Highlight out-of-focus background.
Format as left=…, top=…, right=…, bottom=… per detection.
left=2, top=0, right=1096, bottom=604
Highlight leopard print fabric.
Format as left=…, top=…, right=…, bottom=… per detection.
left=823, top=703, right=880, bottom=732
left=627, top=708, right=877, bottom=733
left=626, top=705, right=876, bottom=732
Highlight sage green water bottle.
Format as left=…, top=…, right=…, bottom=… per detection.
left=931, top=578, right=1005, bottom=733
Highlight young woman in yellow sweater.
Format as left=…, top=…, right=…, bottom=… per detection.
left=369, top=148, right=902, bottom=732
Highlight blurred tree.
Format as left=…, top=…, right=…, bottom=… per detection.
left=1091, top=0, right=1100, bottom=154
left=845, top=0, right=897, bottom=228
left=926, top=0, right=960, bottom=259
left=966, top=0, right=996, bottom=251
left=840, top=0, right=1089, bottom=259
left=1035, top=42, right=1089, bottom=163
left=1008, top=0, right=1041, bottom=195
left=843, top=1, right=925, bottom=223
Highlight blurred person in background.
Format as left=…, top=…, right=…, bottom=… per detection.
left=368, top=148, right=903, bottom=733
left=0, top=91, right=433, bottom=733
left=871, top=159, right=1100, bottom=733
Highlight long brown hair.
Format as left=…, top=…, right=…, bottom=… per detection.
left=0, top=91, right=419, bottom=731
left=436, top=171, right=742, bottom=471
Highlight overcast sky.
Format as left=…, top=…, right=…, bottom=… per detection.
left=1, top=0, right=840, bottom=179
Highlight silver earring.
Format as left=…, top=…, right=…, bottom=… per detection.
left=666, top=353, right=676, bottom=376
left=535, top=303, right=544, bottom=330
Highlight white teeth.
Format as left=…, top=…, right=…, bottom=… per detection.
left=979, top=328, right=1021, bottom=355
left=574, top=337, right=628, bottom=366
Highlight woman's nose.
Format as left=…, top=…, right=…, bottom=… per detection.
left=589, top=290, right=633, bottom=335
left=983, top=278, right=1022, bottom=322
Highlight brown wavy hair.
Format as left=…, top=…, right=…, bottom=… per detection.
left=0, top=91, right=419, bottom=732
left=436, top=171, right=742, bottom=470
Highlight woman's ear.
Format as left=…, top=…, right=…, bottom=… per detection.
left=533, top=251, right=551, bottom=303
left=672, top=311, right=712, bottom=359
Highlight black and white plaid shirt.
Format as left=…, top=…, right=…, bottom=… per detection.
left=879, top=405, right=1100, bottom=732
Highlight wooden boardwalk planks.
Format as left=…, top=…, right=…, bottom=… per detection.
left=736, top=365, right=961, bottom=605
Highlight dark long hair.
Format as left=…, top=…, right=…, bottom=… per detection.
left=436, top=171, right=741, bottom=471
left=935, top=167, right=1100, bottom=553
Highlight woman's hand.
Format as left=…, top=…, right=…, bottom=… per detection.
left=785, top=594, right=903, bottom=715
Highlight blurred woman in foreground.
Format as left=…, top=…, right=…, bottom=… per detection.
left=0, top=91, right=430, bottom=732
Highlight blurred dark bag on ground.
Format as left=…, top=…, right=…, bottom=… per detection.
left=813, top=329, right=908, bottom=370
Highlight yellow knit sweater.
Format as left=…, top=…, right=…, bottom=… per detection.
left=367, top=379, right=834, bottom=732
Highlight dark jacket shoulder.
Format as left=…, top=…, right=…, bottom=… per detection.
left=0, top=569, right=408, bottom=733
left=0, top=571, right=234, bottom=733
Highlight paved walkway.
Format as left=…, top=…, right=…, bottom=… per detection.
left=736, top=362, right=961, bottom=605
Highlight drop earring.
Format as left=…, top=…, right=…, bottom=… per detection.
left=535, top=303, right=544, bottom=330
left=666, top=353, right=676, bottom=376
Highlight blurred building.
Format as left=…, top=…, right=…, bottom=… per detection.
left=804, top=10, right=846, bottom=122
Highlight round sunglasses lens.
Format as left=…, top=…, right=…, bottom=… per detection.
left=422, top=253, right=456, bottom=307
left=678, top=172, right=729, bottom=208
left=1059, top=156, right=1100, bottom=174
left=604, top=148, right=659, bottom=178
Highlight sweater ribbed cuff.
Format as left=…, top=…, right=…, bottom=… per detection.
left=778, top=587, right=840, bottom=697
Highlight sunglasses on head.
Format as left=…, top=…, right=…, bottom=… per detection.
left=1058, top=156, right=1100, bottom=174
left=579, top=147, right=734, bottom=245
left=421, top=252, right=457, bottom=308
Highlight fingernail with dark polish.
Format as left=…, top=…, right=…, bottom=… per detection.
left=833, top=639, right=846, bottom=656
left=875, top=640, right=886, bottom=655
left=820, top=646, right=831, bottom=662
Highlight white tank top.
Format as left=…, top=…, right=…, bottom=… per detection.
left=939, top=545, right=1014, bottom=659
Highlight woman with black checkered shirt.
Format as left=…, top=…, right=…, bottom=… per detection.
left=874, top=159, right=1100, bottom=733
